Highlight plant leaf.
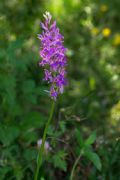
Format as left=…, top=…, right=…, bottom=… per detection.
left=85, top=132, right=96, bottom=146
left=84, top=149, right=102, bottom=171
left=0, top=125, right=20, bottom=146
left=53, top=151, right=67, bottom=171
left=75, top=129, right=84, bottom=148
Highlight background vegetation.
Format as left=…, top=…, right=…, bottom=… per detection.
left=0, top=0, right=120, bottom=179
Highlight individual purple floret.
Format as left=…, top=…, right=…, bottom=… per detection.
left=37, top=139, right=52, bottom=152
left=38, top=12, right=68, bottom=100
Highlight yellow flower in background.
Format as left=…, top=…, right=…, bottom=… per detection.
left=9, top=34, right=16, bottom=41
left=102, top=28, right=111, bottom=37
left=110, top=101, right=120, bottom=126
left=100, top=5, right=108, bottom=12
left=91, top=27, right=99, bottom=36
left=113, top=34, right=120, bottom=46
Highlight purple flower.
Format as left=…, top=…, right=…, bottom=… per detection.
left=38, top=12, right=68, bottom=100
left=37, top=139, right=52, bottom=152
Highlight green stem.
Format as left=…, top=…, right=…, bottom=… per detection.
left=70, top=150, right=83, bottom=180
left=34, top=101, right=55, bottom=180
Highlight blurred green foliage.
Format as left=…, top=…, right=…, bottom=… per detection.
left=0, top=0, right=120, bottom=179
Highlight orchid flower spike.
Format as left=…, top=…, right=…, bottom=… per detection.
left=38, top=12, right=68, bottom=100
